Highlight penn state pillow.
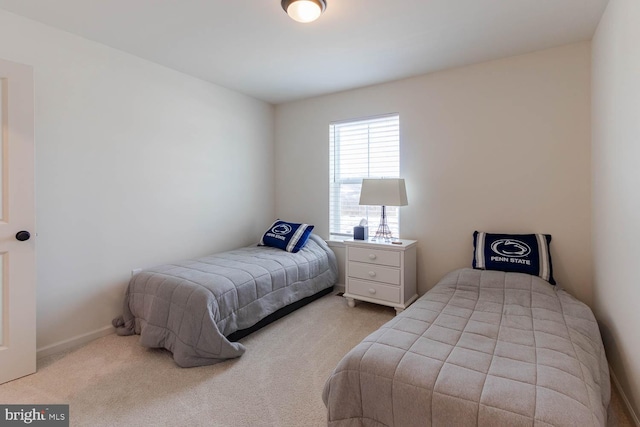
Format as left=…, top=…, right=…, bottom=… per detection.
left=259, top=220, right=314, bottom=253
left=472, top=231, right=555, bottom=285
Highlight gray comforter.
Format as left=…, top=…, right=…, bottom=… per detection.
left=323, top=268, right=610, bottom=426
left=114, top=234, right=337, bottom=367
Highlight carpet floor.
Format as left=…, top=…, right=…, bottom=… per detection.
left=0, top=292, right=635, bottom=427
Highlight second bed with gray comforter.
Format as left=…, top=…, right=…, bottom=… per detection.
left=114, top=234, right=337, bottom=367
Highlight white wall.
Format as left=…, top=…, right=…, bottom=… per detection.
left=592, top=0, right=640, bottom=420
left=275, top=43, right=593, bottom=305
left=0, top=10, right=275, bottom=351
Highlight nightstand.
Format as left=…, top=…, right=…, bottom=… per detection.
left=343, top=239, right=418, bottom=314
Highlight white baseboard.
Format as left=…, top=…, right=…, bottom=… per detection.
left=610, top=364, right=640, bottom=426
left=36, top=286, right=348, bottom=360
left=36, top=325, right=115, bottom=360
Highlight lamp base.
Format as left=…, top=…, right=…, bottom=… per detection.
left=372, top=206, right=394, bottom=242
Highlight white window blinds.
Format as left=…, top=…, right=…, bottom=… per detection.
left=329, top=114, right=400, bottom=237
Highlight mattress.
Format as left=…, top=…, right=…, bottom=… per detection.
left=113, top=233, right=337, bottom=367
left=323, top=268, right=610, bottom=426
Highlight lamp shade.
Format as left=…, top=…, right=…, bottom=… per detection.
left=359, top=178, right=408, bottom=207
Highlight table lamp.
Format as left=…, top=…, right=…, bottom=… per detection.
left=358, top=178, right=408, bottom=241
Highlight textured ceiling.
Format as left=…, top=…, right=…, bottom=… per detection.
left=0, top=0, right=609, bottom=104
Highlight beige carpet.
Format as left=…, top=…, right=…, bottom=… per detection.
left=0, top=293, right=635, bottom=427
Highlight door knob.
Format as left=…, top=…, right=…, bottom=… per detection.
left=16, top=231, right=31, bottom=241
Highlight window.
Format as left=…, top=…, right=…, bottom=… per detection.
left=329, top=114, right=400, bottom=237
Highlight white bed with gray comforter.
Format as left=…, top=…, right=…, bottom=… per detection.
left=113, top=233, right=337, bottom=367
left=323, top=268, right=610, bottom=426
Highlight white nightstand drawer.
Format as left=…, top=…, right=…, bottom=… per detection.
left=348, top=247, right=400, bottom=267
left=348, top=262, right=400, bottom=285
left=348, top=279, right=401, bottom=304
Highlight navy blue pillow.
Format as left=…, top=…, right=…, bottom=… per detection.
left=472, top=231, right=555, bottom=285
left=259, top=220, right=314, bottom=253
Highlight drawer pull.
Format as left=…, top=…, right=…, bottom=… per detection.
left=368, top=254, right=377, bottom=260
left=368, top=288, right=377, bottom=295
left=368, top=271, right=376, bottom=277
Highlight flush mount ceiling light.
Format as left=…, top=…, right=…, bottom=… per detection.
left=281, top=0, right=327, bottom=23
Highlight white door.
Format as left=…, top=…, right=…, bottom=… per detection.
left=0, top=58, right=36, bottom=384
